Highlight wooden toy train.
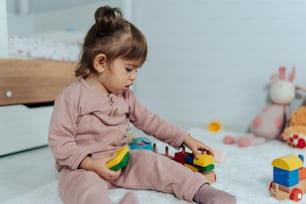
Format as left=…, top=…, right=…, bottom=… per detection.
left=270, top=154, right=306, bottom=201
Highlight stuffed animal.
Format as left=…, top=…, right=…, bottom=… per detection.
left=224, top=66, right=297, bottom=147
left=282, top=106, right=306, bottom=148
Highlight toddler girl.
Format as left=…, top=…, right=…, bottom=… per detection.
left=48, top=5, right=236, bottom=204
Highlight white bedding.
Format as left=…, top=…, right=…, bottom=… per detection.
left=8, top=34, right=81, bottom=61
left=2, top=127, right=303, bottom=204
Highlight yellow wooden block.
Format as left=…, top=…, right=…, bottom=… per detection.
left=272, top=154, right=303, bottom=171
left=184, top=163, right=199, bottom=172
left=193, top=154, right=214, bottom=167
left=106, top=146, right=129, bottom=169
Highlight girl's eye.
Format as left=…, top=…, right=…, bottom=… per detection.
left=126, top=68, right=132, bottom=72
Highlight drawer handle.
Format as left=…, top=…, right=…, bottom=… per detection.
left=6, top=90, right=13, bottom=98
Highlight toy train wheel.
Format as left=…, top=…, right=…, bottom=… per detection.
left=269, top=181, right=273, bottom=191
left=290, top=188, right=303, bottom=201
left=209, top=171, right=217, bottom=182
left=213, top=172, right=217, bottom=182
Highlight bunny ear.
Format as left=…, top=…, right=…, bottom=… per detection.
left=279, top=66, right=286, bottom=80
left=288, top=66, right=296, bottom=82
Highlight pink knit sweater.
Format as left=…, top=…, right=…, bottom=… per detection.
left=48, top=79, right=188, bottom=171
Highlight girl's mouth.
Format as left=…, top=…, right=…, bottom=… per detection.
left=126, top=84, right=133, bottom=88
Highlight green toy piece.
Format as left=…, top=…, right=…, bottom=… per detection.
left=106, top=146, right=130, bottom=171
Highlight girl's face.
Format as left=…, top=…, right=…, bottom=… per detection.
left=99, top=57, right=141, bottom=94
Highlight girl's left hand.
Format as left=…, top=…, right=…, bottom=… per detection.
left=183, top=134, right=214, bottom=159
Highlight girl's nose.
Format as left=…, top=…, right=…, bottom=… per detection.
left=130, top=72, right=137, bottom=81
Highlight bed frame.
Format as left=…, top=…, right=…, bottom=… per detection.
left=0, top=58, right=78, bottom=156
left=0, top=59, right=77, bottom=106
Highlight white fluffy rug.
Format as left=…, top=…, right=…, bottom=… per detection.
left=3, top=128, right=304, bottom=204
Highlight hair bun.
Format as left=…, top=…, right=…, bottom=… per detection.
left=95, top=6, right=123, bottom=36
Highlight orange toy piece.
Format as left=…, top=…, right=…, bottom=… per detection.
left=208, top=121, right=222, bottom=133
left=300, top=168, right=306, bottom=180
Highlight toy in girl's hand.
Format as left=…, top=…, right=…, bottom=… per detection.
left=224, top=66, right=301, bottom=147
left=154, top=145, right=217, bottom=183
left=106, top=146, right=130, bottom=171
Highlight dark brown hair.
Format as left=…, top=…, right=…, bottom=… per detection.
left=75, top=6, right=147, bottom=78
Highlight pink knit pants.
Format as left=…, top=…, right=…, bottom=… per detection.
left=58, top=150, right=207, bottom=204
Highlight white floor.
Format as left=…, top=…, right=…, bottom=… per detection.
left=0, top=146, right=58, bottom=202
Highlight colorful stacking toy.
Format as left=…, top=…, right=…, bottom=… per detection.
left=106, top=146, right=130, bottom=171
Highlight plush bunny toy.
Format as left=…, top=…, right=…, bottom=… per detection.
left=224, top=66, right=297, bottom=147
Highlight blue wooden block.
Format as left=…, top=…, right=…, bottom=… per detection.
left=273, top=167, right=299, bottom=187
left=184, top=153, right=194, bottom=165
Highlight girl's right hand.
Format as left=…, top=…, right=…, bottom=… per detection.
left=79, top=154, right=122, bottom=180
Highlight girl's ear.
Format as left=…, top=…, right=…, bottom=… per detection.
left=93, top=54, right=107, bottom=73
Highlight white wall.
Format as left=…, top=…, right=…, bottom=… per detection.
left=31, top=2, right=112, bottom=34
left=7, top=0, right=122, bottom=36
left=7, top=13, right=35, bottom=36
left=32, top=0, right=128, bottom=33
left=0, top=0, right=8, bottom=57
left=132, top=0, right=306, bottom=131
